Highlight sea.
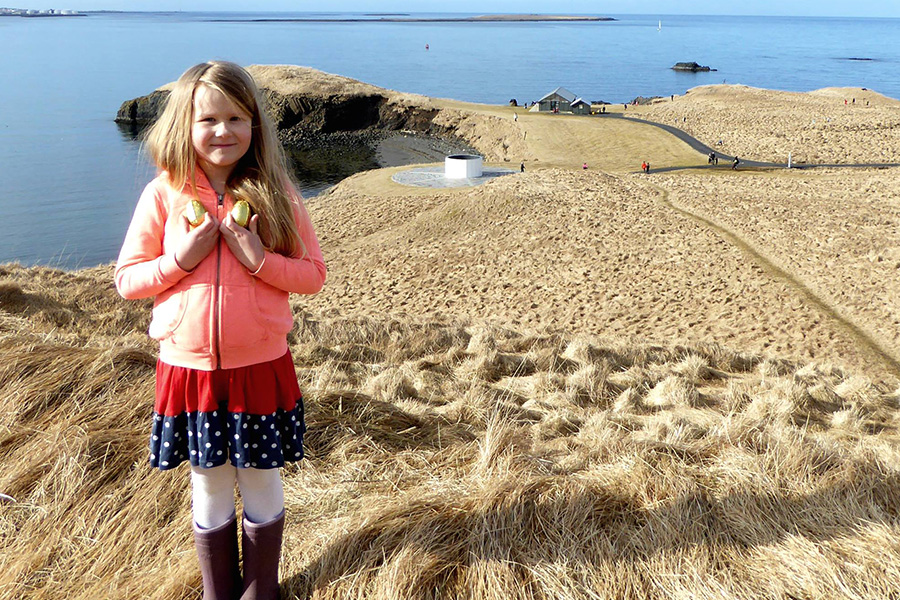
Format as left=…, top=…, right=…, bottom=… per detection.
left=1, top=11, right=898, bottom=269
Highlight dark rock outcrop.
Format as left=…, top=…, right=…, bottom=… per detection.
left=115, top=90, right=170, bottom=128
left=671, top=62, right=716, bottom=72
left=630, top=95, right=664, bottom=106
left=117, top=85, right=447, bottom=147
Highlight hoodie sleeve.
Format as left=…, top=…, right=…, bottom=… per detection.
left=114, top=179, right=191, bottom=300
left=251, top=194, right=327, bottom=294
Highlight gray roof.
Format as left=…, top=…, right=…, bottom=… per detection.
left=539, top=87, right=577, bottom=103
left=571, top=98, right=590, bottom=106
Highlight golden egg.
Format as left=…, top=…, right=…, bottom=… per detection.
left=185, top=199, right=207, bottom=228
left=231, top=200, right=251, bottom=228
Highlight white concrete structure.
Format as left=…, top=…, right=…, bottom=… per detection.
left=444, top=154, right=483, bottom=179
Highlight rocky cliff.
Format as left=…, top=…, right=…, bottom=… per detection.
left=117, top=65, right=444, bottom=145
left=116, top=64, right=527, bottom=162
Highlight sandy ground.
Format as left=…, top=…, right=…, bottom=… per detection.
left=374, top=133, right=477, bottom=167
left=306, top=166, right=898, bottom=381
left=630, top=85, right=900, bottom=164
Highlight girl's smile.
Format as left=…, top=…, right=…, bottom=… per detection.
left=191, top=84, right=252, bottom=185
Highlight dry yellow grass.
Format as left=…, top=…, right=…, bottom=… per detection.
left=651, top=168, right=900, bottom=370
left=161, top=64, right=708, bottom=173
left=2, top=265, right=900, bottom=600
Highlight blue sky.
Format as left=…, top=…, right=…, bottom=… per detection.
left=10, top=0, right=900, bottom=17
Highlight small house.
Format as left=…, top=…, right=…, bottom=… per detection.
left=538, top=87, right=577, bottom=113
left=571, top=98, right=591, bottom=115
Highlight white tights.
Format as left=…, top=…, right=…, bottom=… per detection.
left=190, top=464, right=284, bottom=529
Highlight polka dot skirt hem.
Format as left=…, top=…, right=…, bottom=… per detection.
left=149, top=399, right=306, bottom=471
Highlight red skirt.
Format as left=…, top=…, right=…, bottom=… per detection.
left=149, top=351, right=305, bottom=471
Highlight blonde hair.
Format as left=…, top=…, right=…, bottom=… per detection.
left=143, top=61, right=303, bottom=257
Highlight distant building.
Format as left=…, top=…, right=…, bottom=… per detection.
left=538, top=87, right=577, bottom=113
left=571, top=98, right=591, bottom=115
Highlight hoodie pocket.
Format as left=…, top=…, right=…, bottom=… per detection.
left=149, top=285, right=212, bottom=353
left=220, top=281, right=274, bottom=351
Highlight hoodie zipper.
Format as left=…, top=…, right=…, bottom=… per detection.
left=213, top=192, right=224, bottom=369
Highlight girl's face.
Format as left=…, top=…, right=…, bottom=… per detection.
left=191, top=84, right=253, bottom=183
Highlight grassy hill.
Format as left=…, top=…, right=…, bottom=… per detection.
left=2, top=77, right=900, bottom=599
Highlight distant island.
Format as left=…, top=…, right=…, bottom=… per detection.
left=469, top=15, right=612, bottom=21
left=672, top=62, right=716, bottom=72
left=0, top=7, right=83, bottom=16
left=208, top=14, right=614, bottom=23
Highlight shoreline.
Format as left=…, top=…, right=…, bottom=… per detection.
left=374, top=132, right=477, bottom=169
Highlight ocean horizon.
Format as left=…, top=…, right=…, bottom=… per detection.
left=1, top=11, right=898, bottom=268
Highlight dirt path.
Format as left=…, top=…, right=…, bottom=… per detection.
left=646, top=178, right=900, bottom=377
left=652, top=168, right=900, bottom=380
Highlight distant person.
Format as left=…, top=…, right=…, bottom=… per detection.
left=513, top=112, right=518, bottom=122
left=115, top=61, right=326, bottom=600
left=732, top=156, right=740, bottom=170
left=645, top=162, right=651, bottom=173
left=520, top=161, right=525, bottom=172
left=641, top=161, right=647, bottom=173
left=583, top=162, right=588, bottom=170
left=425, top=43, right=429, bottom=50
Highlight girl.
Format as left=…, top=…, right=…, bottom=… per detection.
left=115, top=61, right=326, bottom=600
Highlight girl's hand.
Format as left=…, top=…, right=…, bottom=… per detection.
left=219, top=213, right=264, bottom=271
left=175, top=212, right=220, bottom=271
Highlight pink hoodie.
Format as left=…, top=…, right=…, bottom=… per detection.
left=115, top=170, right=326, bottom=370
